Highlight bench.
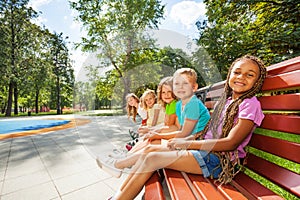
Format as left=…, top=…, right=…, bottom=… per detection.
left=144, top=56, right=300, bottom=200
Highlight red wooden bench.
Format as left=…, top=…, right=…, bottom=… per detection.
left=144, top=56, right=300, bottom=200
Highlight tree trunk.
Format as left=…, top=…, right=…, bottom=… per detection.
left=13, top=83, right=18, bottom=115
left=35, top=89, right=39, bottom=114
left=56, top=75, right=61, bottom=114
left=122, top=75, right=131, bottom=112
left=5, top=82, right=13, bottom=117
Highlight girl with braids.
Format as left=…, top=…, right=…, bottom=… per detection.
left=106, top=55, right=266, bottom=200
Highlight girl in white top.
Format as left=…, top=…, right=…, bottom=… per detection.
left=126, top=93, right=147, bottom=125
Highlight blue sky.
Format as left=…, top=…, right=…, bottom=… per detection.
left=28, top=0, right=206, bottom=75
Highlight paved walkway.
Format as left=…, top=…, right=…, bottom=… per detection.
left=0, top=114, right=144, bottom=200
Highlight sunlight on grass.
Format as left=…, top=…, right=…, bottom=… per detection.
left=244, top=169, right=299, bottom=200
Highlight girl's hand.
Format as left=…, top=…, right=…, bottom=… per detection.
left=144, top=131, right=159, bottom=141
left=167, top=138, right=190, bottom=150
left=138, top=127, right=150, bottom=134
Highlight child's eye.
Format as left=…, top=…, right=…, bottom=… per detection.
left=247, top=73, right=254, bottom=77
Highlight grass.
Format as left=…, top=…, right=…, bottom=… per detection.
left=0, top=110, right=74, bottom=117
left=0, top=109, right=124, bottom=118
left=243, top=128, right=300, bottom=200
left=244, top=168, right=299, bottom=200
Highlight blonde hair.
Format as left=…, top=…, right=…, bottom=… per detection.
left=174, top=68, right=197, bottom=85
left=126, top=93, right=139, bottom=122
left=141, top=89, right=157, bottom=110
left=198, top=55, right=267, bottom=184
left=157, top=76, right=177, bottom=108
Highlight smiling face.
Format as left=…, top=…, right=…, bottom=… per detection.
left=229, top=59, right=260, bottom=99
left=161, top=84, right=174, bottom=104
left=144, top=94, right=156, bottom=108
left=173, top=74, right=197, bottom=102
left=127, top=96, right=137, bottom=107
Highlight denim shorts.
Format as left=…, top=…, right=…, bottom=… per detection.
left=190, top=150, right=222, bottom=179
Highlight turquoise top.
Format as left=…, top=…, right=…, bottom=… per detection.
left=176, top=95, right=210, bottom=135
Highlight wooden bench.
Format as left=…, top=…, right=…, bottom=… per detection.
left=144, top=56, right=300, bottom=200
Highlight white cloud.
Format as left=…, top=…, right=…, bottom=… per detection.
left=170, top=1, right=206, bottom=29
left=28, top=0, right=52, bottom=27
left=28, top=0, right=52, bottom=10
left=70, top=49, right=88, bottom=77
left=70, top=19, right=81, bottom=30
left=31, top=15, right=48, bottom=27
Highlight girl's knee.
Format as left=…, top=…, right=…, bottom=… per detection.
left=143, top=145, right=153, bottom=153
left=143, top=152, right=161, bottom=165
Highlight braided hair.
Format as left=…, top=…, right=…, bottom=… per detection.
left=199, top=55, right=267, bottom=184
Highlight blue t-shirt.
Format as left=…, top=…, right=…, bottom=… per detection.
left=176, top=95, right=210, bottom=135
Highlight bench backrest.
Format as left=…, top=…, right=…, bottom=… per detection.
left=195, top=56, right=300, bottom=199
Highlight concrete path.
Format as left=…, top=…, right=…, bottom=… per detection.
left=0, top=114, right=144, bottom=200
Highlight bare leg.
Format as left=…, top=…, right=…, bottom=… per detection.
left=128, top=138, right=160, bottom=153
left=115, top=143, right=169, bottom=169
left=115, top=150, right=202, bottom=200
left=127, top=139, right=149, bottom=153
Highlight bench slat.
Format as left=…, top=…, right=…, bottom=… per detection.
left=262, top=70, right=300, bottom=91
left=205, top=177, right=248, bottom=200
left=232, top=172, right=283, bottom=200
left=206, top=87, right=224, bottom=99
left=250, top=133, right=300, bottom=163
left=259, top=93, right=300, bottom=111
left=266, top=56, right=300, bottom=76
left=144, top=172, right=165, bottom=200
left=163, top=169, right=197, bottom=200
left=187, top=173, right=225, bottom=199
left=259, top=114, right=300, bottom=135
left=246, top=154, right=300, bottom=197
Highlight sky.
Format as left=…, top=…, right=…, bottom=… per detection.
left=28, top=0, right=207, bottom=77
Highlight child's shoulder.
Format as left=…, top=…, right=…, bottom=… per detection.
left=153, top=103, right=163, bottom=109
left=169, top=99, right=177, bottom=106
left=241, top=96, right=260, bottom=104
left=189, top=95, right=203, bottom=104
left=239, top=96, right=261, bottom=109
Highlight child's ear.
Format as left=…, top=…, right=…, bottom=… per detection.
left=193, top=83, right=198, bottom=92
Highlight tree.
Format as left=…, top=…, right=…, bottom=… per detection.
left=48, top=32, right=74, bottom=114
left=70, top=0, right=165, bottom=108
left=197, top=0, right=300, bottom=78
left=0, top=0, right=38, bottom=116
left=18, top=25, right=52, bottom=114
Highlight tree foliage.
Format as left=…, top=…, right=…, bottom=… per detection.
left=0, top=0, right=74, bottom=116
left=197, top=0, right=300, bottom=78
left=70, top=0, right=165, bottom=108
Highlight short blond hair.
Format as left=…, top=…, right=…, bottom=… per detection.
left=173, top=68, right=197, bottom=85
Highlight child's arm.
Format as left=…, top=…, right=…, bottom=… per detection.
left=166, top=113, right=177, bottom=126
left=147, top=117, right=197, bottom=141
left=151, top=107, right=160, bottom=127
left=168, top=118, right=255, bottom=151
